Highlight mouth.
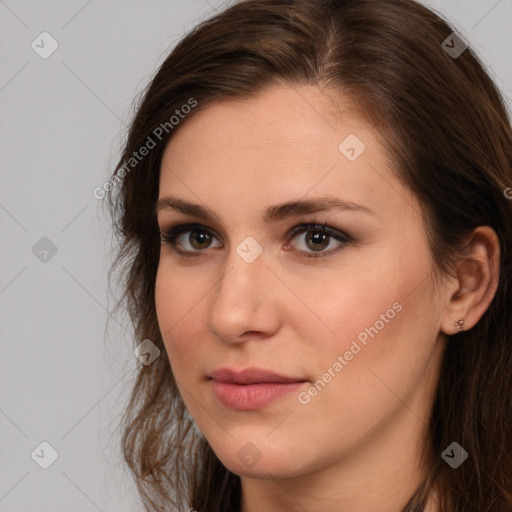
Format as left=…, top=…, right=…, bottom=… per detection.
left=208, top=367, right=307, bottom=410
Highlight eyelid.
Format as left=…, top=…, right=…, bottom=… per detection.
left=160, top=222, right=222, bottom=242
left=287, top=222, right=350, bottom=243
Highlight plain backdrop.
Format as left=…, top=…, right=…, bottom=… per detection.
left=1, top=1, right=511, bottom=510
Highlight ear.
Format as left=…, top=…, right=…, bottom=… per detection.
left=440, top=226, right=500, bottom=335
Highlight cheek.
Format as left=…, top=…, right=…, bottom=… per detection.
left=304, top=250, right=438, bottom=407
left=301, top=255, right=400, bottom=338
left=154, top=263, right=208, bottom=376
left=299, top=283, right=404, bottom=378
left=303, top=243, right=435, bottom=371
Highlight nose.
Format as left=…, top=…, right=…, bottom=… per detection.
left=207, top=249, right=281, bottom=344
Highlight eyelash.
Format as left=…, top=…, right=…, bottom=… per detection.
left=159, top=220, right=353, bottom=260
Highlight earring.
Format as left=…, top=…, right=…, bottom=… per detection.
left=454, top=319, right=464, bottom=332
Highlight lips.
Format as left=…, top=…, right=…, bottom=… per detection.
left=209, top=366, right=304, bottom=385
left=209, top=367, right=307, bottom=410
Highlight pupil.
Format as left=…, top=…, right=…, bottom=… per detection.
left=307, top=231, right=329, bottom=251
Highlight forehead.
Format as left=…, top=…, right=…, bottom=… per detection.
left=158, top=85, right=417, bottom=224
left=163, top=85, right=359, bottom=163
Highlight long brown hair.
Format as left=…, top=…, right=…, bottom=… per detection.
left=106, top=0, right=512, bottom=510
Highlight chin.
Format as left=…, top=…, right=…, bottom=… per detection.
left=226, top=458, right=301, bottom=480
left=211, top=441, right=311, bottom=480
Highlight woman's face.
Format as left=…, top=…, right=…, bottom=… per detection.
left=155, top=84, right=448, bottom=490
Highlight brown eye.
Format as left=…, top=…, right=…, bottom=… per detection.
left=159, top=223, right=221, bottom=257
left=304, top=230, right=331, bottom=251
left=188, top=230, right=213, bottom=250
left=286, top=223, right=352, bottom=259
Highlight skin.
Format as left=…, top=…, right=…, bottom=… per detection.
left=154, top=84, right=500, bottom=512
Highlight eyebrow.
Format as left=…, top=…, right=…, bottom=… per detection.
left=156, top=196, right=378, bottom=223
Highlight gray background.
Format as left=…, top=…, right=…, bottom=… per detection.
left=0, top=1, right=510, bottom=510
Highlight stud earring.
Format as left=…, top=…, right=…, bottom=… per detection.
left=454, top=319, right=464, bottom=332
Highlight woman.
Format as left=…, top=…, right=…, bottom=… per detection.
left=107, top=0, right=512, bottom=510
